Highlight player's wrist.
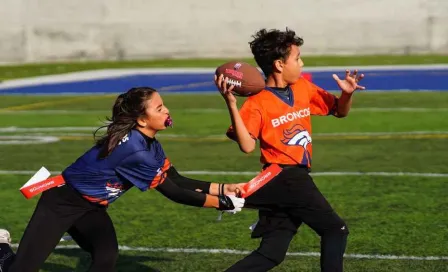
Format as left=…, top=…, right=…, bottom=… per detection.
left=223, top=184, right=234, bottom=195
left=340, top=91, right=354, bottom=97
left=226, top=100, right=238, bottom=108
left=209, top=183, right=225, bottom=196
left=218, top=183, right=225, bottom=196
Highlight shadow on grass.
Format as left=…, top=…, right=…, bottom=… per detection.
left=44, top=249, right=173, bottom=272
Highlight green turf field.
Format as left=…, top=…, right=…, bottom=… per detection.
left=0, top=91, right=447, bottom=271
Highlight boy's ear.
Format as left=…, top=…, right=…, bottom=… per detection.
left=273, top=59, right=284, bottom=73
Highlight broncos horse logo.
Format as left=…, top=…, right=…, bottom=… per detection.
left=281, top=124, right=312, bottom=165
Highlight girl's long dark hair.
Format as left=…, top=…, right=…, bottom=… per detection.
left=94, top=87, right=157, bottom=158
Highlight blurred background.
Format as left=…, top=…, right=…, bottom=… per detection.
left=0, top=1, right=447, bottom=271
left=1, top=0, right=448, bottom=63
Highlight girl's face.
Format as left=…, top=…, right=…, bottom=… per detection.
left=137, top=92, right=171, bottom=137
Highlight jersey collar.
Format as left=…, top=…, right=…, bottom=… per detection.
left=134, top=129, right=156, bottom=146
left=265, top=86, right=295, bottom=107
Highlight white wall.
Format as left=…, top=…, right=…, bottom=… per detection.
left=0, top=0, right=447, bottom=63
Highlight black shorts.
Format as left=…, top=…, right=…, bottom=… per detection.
left=10, top=184, right=118, bottom=272
left=245, top=166, right=347, bottom=238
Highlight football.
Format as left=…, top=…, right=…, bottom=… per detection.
left=215, top=61, right=265, bottom=96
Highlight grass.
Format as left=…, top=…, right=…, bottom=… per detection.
left=0, top=92, right=447, bottom=271
left=0, top=54, right=447, bottom=80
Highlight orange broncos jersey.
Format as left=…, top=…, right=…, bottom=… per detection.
left=227, top=77, right=338, bottom=168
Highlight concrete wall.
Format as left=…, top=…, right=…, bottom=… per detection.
left=0, top=0, right=447, bottom=63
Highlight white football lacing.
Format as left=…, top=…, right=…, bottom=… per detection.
left=227, top=79, right=242, bottom=87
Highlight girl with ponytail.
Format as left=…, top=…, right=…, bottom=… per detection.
left=5, top=87, right=246, bottom=272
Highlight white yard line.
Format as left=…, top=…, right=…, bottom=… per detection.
left=0, top=135, right=59, bottom=145
left=8, top=244, right=448, bottom=261
left=1, top=170, right=447, bottom=177
left=0, top=126, right=100, bottom=132
left=181, top=171, right=448, bottom=178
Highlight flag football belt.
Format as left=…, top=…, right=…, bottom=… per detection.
left=240, top=164, right=283, bottom=198
left=20, top=167, right=65, bottom=199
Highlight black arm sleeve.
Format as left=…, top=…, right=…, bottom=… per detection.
left=155, top=176, right=207, bottom=207
left=165, top=166, right=211, bottom=194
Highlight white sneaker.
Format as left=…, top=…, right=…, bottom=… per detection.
left=0, top=229, right=11, bottom=245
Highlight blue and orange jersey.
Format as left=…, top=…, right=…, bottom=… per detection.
left=62, top=129, right=171, bottom=205
left=227, top=77, right=338, bottom=168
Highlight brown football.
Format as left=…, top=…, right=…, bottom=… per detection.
left=215, top=61, right=265, bottom=96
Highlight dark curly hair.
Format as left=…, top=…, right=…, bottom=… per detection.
left=94, top=87, right=157, bottom=158
left=249, top=28, right=304, bottom=76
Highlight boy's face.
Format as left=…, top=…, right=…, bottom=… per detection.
left=281, top=45, right=304, bottom=84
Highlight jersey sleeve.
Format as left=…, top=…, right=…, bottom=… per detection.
left=226, top=98, right=263, bottom=140
left=309, top=84, right=338, bottom=116
left=115, top=151, right=171, bottom=192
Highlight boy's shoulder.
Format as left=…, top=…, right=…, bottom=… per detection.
left=242, top=90, right=272, bottom=111
left=246, top=88, right=274, bottom=102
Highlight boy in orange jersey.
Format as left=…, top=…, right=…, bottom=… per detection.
left=215, top=28, right=365, bottom=272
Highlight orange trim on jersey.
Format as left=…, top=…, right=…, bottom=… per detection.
left=82, top=195, right=109, bottom=206
left=150, top=158, right=171, bottom=188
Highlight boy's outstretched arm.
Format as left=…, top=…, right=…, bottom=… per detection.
left=215, top=74, right=256, bottom=153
